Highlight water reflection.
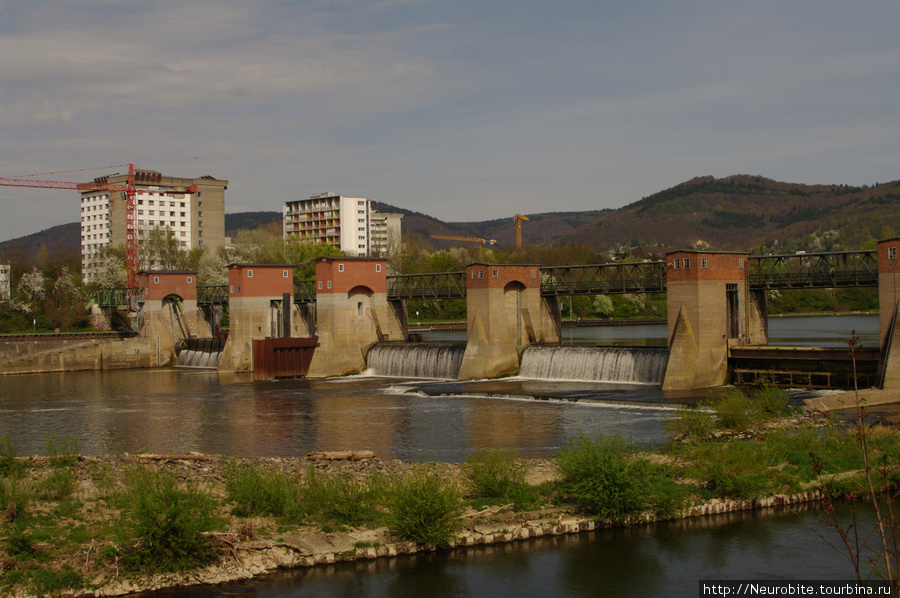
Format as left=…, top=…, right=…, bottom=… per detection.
left=0, top=370, right=673, bottom=460
left=141, top=505, right=874, bottom=598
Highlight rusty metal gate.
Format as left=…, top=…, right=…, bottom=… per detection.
left=252, top=337, right=318, bottom=380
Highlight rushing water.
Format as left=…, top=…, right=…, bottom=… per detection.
left=519, top=346, right=668, bottom=383
left=365, top=342, right=466, bottom=379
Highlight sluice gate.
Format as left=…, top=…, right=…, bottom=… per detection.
left=729, top=346, right=880, bottom=389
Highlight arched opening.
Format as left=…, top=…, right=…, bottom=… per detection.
left=349, top=285, right=374, bottom=318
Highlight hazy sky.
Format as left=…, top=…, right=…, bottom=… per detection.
left=2, top=0, right=898, bottom=242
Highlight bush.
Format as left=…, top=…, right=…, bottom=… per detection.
left=751, top=385, right=790, bottom=417
left=302, top=468, right=383, bottom=531
left=0, top=477, right=32, bottom=520
left=463, top=448, right=530, bottom=507
left=388, top=466, right=463, bottom=546
left=556, top=432, right=681, bottom=520
left=714, top=389, right=754, bottom=430
left=682, top=441, right=778, bottom=499
left=223, top=459, right=303, bottom=522
left=117, top=466, right=224, bottom=572
left=667, top=404, right=716, bottom=440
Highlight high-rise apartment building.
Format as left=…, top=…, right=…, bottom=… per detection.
left=282, top=193, right=402, bottom=258
left=80, top=169, right=227, bottom=282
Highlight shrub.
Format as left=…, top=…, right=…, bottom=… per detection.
left=302, top=468, right=383, bottom=530
left=683, top=441, right=777, bottom=499
left=667, top=404, right=716, bottom=440
left=714, top=389, right=754, bottom=431
left=751, top=386, right=790, bottom=417
left=388, top=466, right=463, bottom=546
left=556, top=432, right=681, bottom=520
left=223, top=459, right=303, bottom=522
left=117, top=466, right=224, bottom=572
left=463, top=448, right=530, bottom=507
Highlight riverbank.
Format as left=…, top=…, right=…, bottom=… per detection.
left=2, top=449, right=830, bottom=598
left=5, top=396, right=897, bottom=598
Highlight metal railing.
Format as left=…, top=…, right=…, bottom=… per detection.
left=197, top=285, right=229, bottom=305
left=95, top=287, right=138, bottom=306
left=387, top=272, right=467, bottom=300
left=748, top=250, right=879, bottom=289
left=294, top=280, right=317, bottom=303
left=539, top=261, right=667, bottom=296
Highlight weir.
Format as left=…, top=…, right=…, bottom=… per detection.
left=365, top=342, right=466, bottom=379
left=519, top=346, right=668, bottom=384
left=175, top=338, right=226, bottom=369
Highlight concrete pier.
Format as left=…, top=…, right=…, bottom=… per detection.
left=307, top=257, right=406, bottom=377
left=457, top=263, right=560, bottom=381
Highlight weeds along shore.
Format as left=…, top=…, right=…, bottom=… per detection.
left=1, top=386, right=898, bottom=597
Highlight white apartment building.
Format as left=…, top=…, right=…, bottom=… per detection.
left=80, top=169, right=227, bottom=282
left=282, top=193, right=402, bottom=258
left=0, top=264, right=10, bottom=301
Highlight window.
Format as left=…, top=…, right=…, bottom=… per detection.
left=187, top=277, right=192, bottom=283
left=531, top=269, right=537, bottom=279
left=327, top=281, right=332, bottom=289
left=283, top=270, right=289, bottom=278
left=153, top=277, right=160, bottom=284
left=673, top=258, right=681, bottom=270
left=338, top=264, right=344, bottom=272
left=478, top=269, right=484, bottom=279
left=375, top=264, right=381, bottom=273
left=471, top=270, right=477, bottom=279
left=683, top=257, right=690, bottom=269
left=890, top=247, right=898, bottom=260
left=318, top=281, right=322, bottom=289
left=739, top=258, right=745, bottom=269
left=230, top=286, right=234, bottom=293
left=701, top=257, right=708, bottom=269
left=492, top=268, right=499, bottom=278
left=248, top=270, right=253, bottom=278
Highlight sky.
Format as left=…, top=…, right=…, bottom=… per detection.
left=1, top=0, right=898, bottom=242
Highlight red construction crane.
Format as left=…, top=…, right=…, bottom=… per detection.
left=1, top=164, right=195, bottom=295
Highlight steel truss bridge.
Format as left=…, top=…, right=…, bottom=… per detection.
left=94, top=250, right=880, bottom=306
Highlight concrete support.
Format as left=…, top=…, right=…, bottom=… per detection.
left=307, top=257, right=404, bottom=377
left=137, top=271, right=209, bottom=366
left=878, top=238, right=900, bottom=388
left=662, top=252, right=751, bottom=391
left=218, top=264, right=296, bottom=373
left=457, top=264, right=557, bottom=381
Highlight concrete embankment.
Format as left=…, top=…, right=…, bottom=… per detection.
left=0, top=333, right=163, bottom=375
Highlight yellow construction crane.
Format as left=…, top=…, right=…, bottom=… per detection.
left=431, top=235, right=497, bottom=249
left=515, top=214, right=529, bottom=248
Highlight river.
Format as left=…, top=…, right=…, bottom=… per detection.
left=0, top=314, right=886, bottom=595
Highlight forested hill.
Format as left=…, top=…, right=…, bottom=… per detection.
left=557, top=175, right=900, bottom=252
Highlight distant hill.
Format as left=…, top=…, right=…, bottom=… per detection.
left=3, top=176, right=897, bottom=264
left=557, top=175, right=900, bottom=252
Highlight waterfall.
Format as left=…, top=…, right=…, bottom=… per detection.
left=366, top=343, right=466, bottom=379
left=175, top=338, right=225, bottom=369
left=519, top=346, right=668, bottom=384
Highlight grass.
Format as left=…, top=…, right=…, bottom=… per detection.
left=223, top=458, right=303, bottom=522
